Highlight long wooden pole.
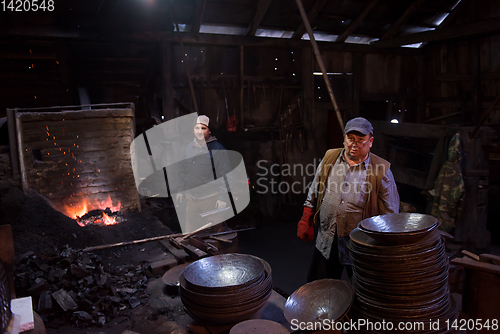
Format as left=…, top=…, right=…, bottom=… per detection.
left=295, top=0, right=344, bottom=132
left=82, top=233, right=186, bottom=253
left=82, top=227, right=255, bottom=253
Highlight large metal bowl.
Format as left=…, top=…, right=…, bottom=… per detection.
left=359, top=213, right=439, bottom=234
left=179, top=254, right=273, bottom=324
left=284, top=279, right=354, bottom=324
left=183, top=253, right=265, bottom=292
left=350, top=227, right=442, bottom=253
left=357, top=213, right=440, bottom=246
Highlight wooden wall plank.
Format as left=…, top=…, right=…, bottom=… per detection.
left=363, top=54, right=401, bottom=94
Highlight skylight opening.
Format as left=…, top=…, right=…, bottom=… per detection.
left=255, top=29, right=294, bottom=39
left=173, top=24, right=188, bottom=32
left=200, top=24, right=247, bottom=36
left=432, top=13, right=450, bottom=27
left=402, top=26, right=435, bottom=34
left=401, top=43, right=424, bottom=48
left=344, top=36, right=379, bottom=44
left=434, top=0, right=462, bottom=26
left=313, top=72, right=353, bottom=76
left=301, top=32, right=338, bottom=42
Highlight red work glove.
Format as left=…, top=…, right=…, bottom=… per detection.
left=297, top=206, right=314, bottom=241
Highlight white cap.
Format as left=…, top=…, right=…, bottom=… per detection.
left=196, top=115, right=210, bottom=127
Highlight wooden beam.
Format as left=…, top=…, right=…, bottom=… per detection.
left=0, top=26, right=419, bottom=55
left=380, top=0, right=427, bottom=40
left=372, top=120, right=451, bottom=139
left=0, top=52, right=56, bottom=60
left=336, top=0, right=380, bottom=43
left=295, top=0, right=344, bottom=132
left=292, top=0, right=327, bottom=40
left=372, top=17, right=500, bottom=48
left=246, top=0, right=272, bottom=36
left=191, top=0, right=206, bottom=33
left=451, top=257, right=500, bottom=276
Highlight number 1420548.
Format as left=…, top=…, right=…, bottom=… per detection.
left=2, top=0, right=54, bottom=12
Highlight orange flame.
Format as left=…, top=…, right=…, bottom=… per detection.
left=100, top=212, right=119, bottom=226
left=62, top=195, right=121, bottom=226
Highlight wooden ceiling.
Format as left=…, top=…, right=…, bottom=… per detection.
left=1, top=0, right=499, bottom=117
left=1, top=0, right=493, bottom=46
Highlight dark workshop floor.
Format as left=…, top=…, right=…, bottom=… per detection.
left=237, top=216, right=316, bottom=297
left=8, top=190, right=500, bottom=334
left=55, top=214, right=500, bottom=334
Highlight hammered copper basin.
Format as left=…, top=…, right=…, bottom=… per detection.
left=284, top=279, right=354, bottom=324
left=357, top=213, right=439, bottom=246
left=359, top=213, right=439, bottom=234
left=350, top=227, right=441, bottom=253
left=183, top=253, right=265, bottom=291
left=179, top=254, right=273, bottom=324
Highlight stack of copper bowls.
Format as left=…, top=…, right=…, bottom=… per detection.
left=179, top=253, right=273, bottom=324
left=348, top=213, right=458, bottom=333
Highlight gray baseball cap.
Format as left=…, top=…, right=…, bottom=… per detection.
left=344, top=117, right=373, bottom=135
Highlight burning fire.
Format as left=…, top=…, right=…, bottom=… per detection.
left=96, top=212, right=118, bottom=226
left=62, top=195, right=122, bottom=227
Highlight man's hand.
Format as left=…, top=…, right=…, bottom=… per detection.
left=175, top=193, right=183, bottom=203
left=215, top=200, right=226, bottom=209
left=297, top=206, right=314, bottom=241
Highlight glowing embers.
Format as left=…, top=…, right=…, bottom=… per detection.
left=61, top=195, right=124, bottom=227
left=76, top=208, right=124, bottom=227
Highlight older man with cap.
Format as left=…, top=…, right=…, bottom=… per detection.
left=176, top=115, right=229, bottom=231
left=297, top=117, right=400, bottom=281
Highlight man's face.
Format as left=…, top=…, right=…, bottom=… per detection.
left=343, top=131, right=373, bottom=161
left=194, top=123, right=210, bottom=142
